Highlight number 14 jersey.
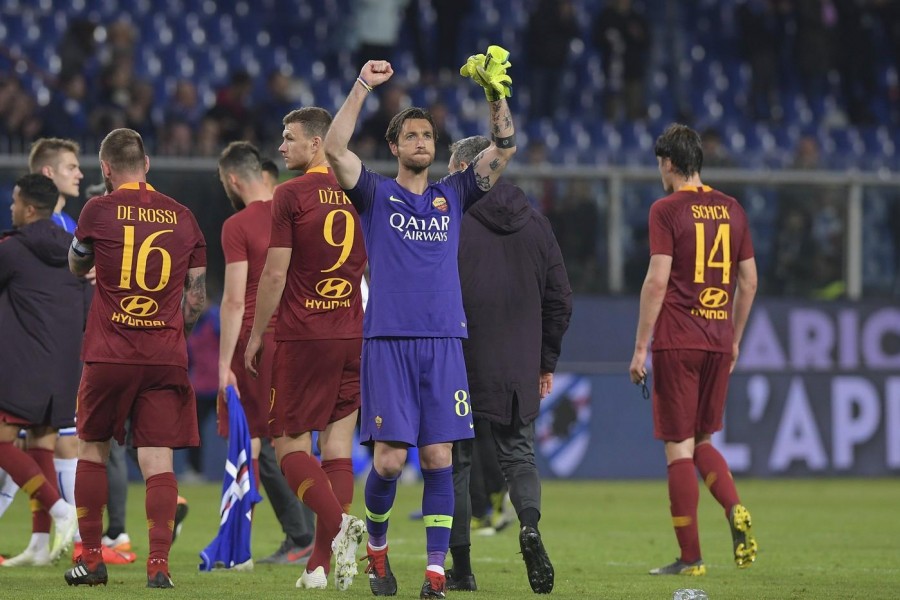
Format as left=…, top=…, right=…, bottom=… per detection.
left=648, top=185, right=754, bottom=353
left=74, top=182, right=207, bottom=366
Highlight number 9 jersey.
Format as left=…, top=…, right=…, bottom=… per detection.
left=74, top=182, right=207, bottom=367
left=648, top=185, right=754, bottom=353
left=268, top=165, right=366, bottom=341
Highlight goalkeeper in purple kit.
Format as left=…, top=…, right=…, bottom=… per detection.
left=324, top=46, right=517, bottom=598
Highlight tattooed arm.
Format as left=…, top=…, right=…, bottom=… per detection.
left=182, top=266, right=206, bottom=338
left=471, top=97, right=517, bottom=192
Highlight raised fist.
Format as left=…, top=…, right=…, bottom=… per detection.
left=360, top=61, right=394, bottom=88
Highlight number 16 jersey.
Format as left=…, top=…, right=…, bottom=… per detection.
left=648, top=185, right=754, bottom=353
left=74, top=182, right=207, bottom=367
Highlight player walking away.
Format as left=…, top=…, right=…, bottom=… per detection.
left=0, top=174, right=80, bottom=566
left=217, top=140, right=316, bottom=566
left=323, top=46, right=516, bottom=599
left=243, top=154, right=318, bottom=565
left=445, top=136, right=572, bottom=594
left=64, top=128, right=207, bottom=588
left=244, top=107, right=367, bottom=591
left=629, top=123, right=759, bottom=576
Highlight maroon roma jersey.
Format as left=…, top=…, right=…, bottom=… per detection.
left=74, top=182, right=207, bottom=366
left=648, top=185, right=754, bottom=353
left=269, top=165, right=366, bottom=341
left=221, top=199, right=277, bottom=331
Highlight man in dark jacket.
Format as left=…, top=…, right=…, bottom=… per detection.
left=0, top=173, right=79, bottom=565
left=445, top=136, right=572, bottom=595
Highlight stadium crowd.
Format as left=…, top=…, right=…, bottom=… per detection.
left=2, top=0, right=900, bottom=168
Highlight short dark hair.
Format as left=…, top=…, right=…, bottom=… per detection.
left=15, top=173, right=59, bottom=214
left=654, top=123, right=703, bottom=177
left=385, top=107, right=436, bottom=146
left=449, top=135, right=491, bottom=169
left=218, top=141, right=263, bottom=180
left=283, top=107, right=332, bottom=139
left=99, top=128, right=146, bottom=172
left=261, top=158, right=279, bottom=180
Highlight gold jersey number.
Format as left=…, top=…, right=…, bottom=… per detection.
left=693, top=222, right=731, bottom=284
left=118, top=226, right=173, bottom=291
left=321, top=208, right=356, bottom=273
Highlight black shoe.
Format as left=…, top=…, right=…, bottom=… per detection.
left=648, top=557, right=706, bottom=576
left=147, top=558, right=174, bottom=588
left=64, top=560, right=108, bottom=587
left=519, top=526, right=554, bottom=594
left=420, top=571, right=446, bottom=598
left=446, top=568, right=477, bottom=591
left=257, top=537, right=313, bottom=565
left=365, top=546, right=398, bottom=596
left=147, top=571, right=175, bottom=588
left=172, top=496, right=188, bottom=542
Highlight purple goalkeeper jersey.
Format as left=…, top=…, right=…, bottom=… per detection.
left=345, top=165, right=485, bottom=338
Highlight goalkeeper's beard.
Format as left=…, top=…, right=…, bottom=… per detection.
left=399, top=154, right=433, bottom=174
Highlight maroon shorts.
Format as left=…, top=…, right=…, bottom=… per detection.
left=0, top=408, right=32, bottom=427
left=269, top=339, right=361, bottom=438
left=77, top=362, right=199, bottom=449
left=651, top=349, right=731, bottom=442
left=219, top=329, right=275, bottom=439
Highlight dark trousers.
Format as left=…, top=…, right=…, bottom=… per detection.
left=450, top=401, right=542, bottom=548
left=468, top=419, right=505, bottom=519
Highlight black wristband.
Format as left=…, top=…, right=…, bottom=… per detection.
left=492, top=133, right=517, bottom=149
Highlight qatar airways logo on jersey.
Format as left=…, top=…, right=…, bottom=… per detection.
left=389, top=213, right=450, bottom=242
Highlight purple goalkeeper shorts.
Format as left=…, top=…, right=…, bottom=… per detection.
left=360, top=337, right=474, bottom=447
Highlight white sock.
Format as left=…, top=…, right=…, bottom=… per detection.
left=0, top=469, right=20, bottom=517
left=29, top=532, right=51, bottom=551
left=53, top=457, right=77, bottom=503
left=53, top=458, right=80, bottom=540
left=49, top=498, right=72, bottom=521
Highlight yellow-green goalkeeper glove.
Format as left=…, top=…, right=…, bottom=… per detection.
left=460, top=45, right=512, bottom=102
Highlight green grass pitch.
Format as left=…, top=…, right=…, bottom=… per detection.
left=1, top=477, right=898, bottom=599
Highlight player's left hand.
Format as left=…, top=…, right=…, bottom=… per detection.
left=360, top=60, right=394, bottom=88
left=85, top=266, right=97, bottom=286
left=218, top=367, right=239, bottom=399
left=460, top=45, right=513, bottom=101
left=244, top=333, right=263, bottom=378
left=730, top=342, right=740, bottom=374
left=539, top=372, right=554, bottom=398
left=629, top=349, right=648, bottom=385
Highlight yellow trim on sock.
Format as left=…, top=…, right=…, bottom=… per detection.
left=22, top=474, right=45, bottom=495
left=672, top=515, right=693, bottom=527
left=297, top=478, right=315, bottom=501
left=366, top=508, right=392, bottom=523
left=704, top=472, right=717, bottom=488
left=423, top=514, right=453, bottom=528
